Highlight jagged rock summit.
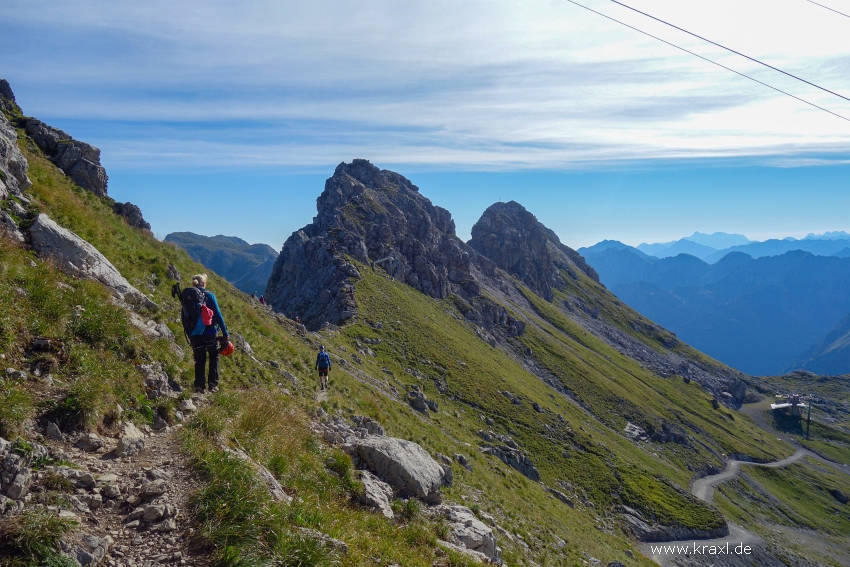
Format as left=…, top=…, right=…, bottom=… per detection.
left=266, top=159, right=473, bottom=329
left=468, top=200, right=598, bottom=300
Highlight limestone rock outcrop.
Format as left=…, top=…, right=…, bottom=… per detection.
left=0, top=98, right=31, bottom=199
left=0, top=79, right=16, bottom=114
left=620, top=505, right=728, bottom=542
left=478, top=430, right=540, bottom=481
left=0, top=211, right=24, bottom=242
left=266, top=159, right=472, bottom=329
left=432, top=504, right=500, bottom=561
left=29, top=213, right=157, bottom=309
left=468, top=201, right=598, bottom=300
left=344, top=435, right=450, bottom=503
left=24, top=118, right=108, bottom=196
left=113, top=202, right=151, bottom=230
left=356, top=470, right=395, bottom=518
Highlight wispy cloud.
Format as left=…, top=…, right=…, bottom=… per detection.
left=3, top=0, right=850, bottom=171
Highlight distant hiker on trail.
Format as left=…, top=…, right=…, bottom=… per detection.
left=259, top=295, right=267, bottom=305
left=184, top=273, right=228, bottom=394
left=349, top=285, right=355, bottom=300
left=251, top=291, right=257, bottom=299
left=315, top=345, right=331, bottom=391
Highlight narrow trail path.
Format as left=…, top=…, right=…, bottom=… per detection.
left=691, top=448, right=807, bottom=504
left=640, top=404, right=850, bottom=566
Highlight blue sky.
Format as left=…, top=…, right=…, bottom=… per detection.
left=2, top=0, right=850, bottom=249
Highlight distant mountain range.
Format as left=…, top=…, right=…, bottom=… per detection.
left=578, top=240, right=850, bottom=376
left=790, top=313, right=850, bottom=376
left=630, top=231, right=850, bottom=263
left=164, top=232, right=277, bottom=295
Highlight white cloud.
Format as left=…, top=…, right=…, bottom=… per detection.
left=2, top=0, right=850, bottom=169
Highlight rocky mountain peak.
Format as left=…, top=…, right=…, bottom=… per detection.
left=266, top=159, right=471, bottom=329
left=0, top=79, right=13, bottom=100
left=468, top=201, right=598, bottom=300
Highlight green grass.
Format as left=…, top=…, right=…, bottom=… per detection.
left=4, top=127, right=839, bottom=566
left=182, top=390, right=479, bottom=567
left=715, top=457, right=850, bottom=566
left=0, top=509, right=78, bottom=566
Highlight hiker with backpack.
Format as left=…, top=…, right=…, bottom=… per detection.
left=315, top=345, right=331, bottom=391
left=180, top=273, right=229, bottom=394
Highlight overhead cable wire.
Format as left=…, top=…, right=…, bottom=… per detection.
left=805, top=0, right=850, bottom=19
left=562, top=0, right=850, bottom=122
left=610, top=0, right=850, bottom=103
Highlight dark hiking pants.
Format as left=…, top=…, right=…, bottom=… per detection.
left=190, top=335, right=219, bottom=390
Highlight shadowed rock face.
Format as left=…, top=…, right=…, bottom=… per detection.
left=24, top=118, right=108, bottom=196
left=113, top=202, right=151, bottom=230
left=265, top=159, right=473, bottom=329
left=0, top=79, right=17, bottom=114
left=0, top=91, right=31, bottom=198
left=468, top=201, right=598, bottom=300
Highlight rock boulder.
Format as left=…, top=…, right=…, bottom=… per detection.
left=344, top=435, right=449, bottom=503
left=356, top=470, right=394, bottom=518
left=0, top=211, right=25, bottom=242
left=29, top=213, right=157, bottom=309
left=433, top=504, right=499, bottom=561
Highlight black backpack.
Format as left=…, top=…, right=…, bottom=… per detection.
left=173, top=284, right=207, bottom=339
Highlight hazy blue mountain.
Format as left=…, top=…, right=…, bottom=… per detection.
left=635, top=232, right=746, bottom=260
left=164, top=232, right=278, bottom=295
left=833, top=247, right=850, bottom=258
left=582, top=246, right=850, bottom=375
left=702, top=238, right=850, bottom=264
left=789, top=313, right=850, bottom=375
left=577, top=240, right=652, bottom=258
left=686, top=231, right=750, bottom=249
left=653, top=239, right=717, bottom=259
left=804, top=230, right=850, bottom=241
left=636, top=240, right=676, bottom=257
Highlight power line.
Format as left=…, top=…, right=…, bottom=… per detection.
left=805, top=0, right=850, bottom=19
left=562, top=0, right=850, bottom=122
left=610, top=0, right=850, bottom=104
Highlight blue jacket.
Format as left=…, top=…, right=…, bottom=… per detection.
left=190, top=290, right=229, bottom=337
left=315, top=351, right=331, bottom=370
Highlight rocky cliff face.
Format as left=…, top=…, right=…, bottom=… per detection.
left=1, top=79, right=151, bottom=232
left=24, top=118, right=109, bottom=197
left=0, top=103, right=30, bottom=200
left=468, top=201, right=598, bottom=300
left=0, top=80, right=107, bottom=198
left=266, top=159, right=475, bottom=328
left=113, top=202, right=151, bottom=230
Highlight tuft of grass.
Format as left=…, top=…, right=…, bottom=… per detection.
left=392, top=498, right=422, bottom=522
left=0, top=509, right=78, bottom=566
left=0, top=382, right=35, bottom=438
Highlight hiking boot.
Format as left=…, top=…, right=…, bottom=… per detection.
left=209, top=387, right=219, bottom=393
left=194, top=387, right=205, bottom=395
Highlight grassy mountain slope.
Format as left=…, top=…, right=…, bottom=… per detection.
left=715, top=457, right=850, bottom=566
left=2, top=113, right=843, bottom=567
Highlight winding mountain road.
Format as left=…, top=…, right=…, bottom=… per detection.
left=691, top=448, right=807, bottom=504
left=640, top=408, right=849, bottom=566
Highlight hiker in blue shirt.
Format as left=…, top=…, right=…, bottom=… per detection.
left=189, top=273, right=228, bottom=394
left=315, top=345, right=331, bottom=391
